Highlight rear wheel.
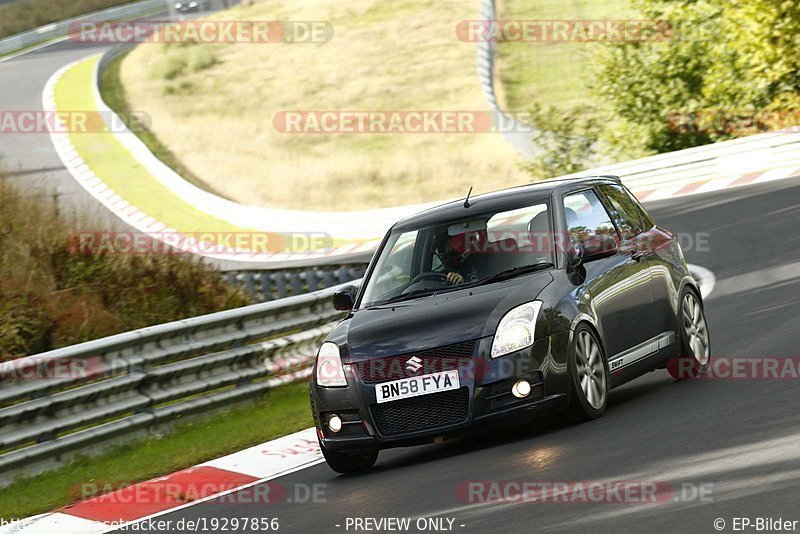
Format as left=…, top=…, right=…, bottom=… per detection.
left=566, top=325, right=609, bottom=420
left=319, top=439, right=378, bottom=474
left=667, top=288, right=711, bottom=380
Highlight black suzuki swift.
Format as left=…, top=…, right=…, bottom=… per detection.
left=310, top=176, right=710, bottom=473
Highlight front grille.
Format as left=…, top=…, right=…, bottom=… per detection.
left=371, top=387, right=470, bottom=436
left=355, top=340, right=476, bottom=384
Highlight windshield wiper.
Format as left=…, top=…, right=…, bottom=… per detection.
left=474, top=262, right=554, bottom=287
left=380, top=288, right=440, bottom=305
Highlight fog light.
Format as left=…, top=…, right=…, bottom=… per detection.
left=512, top=380, right=531, bottom=399
left=328, top=415, right=342, bottom=433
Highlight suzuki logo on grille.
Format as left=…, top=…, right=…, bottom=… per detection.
left=405, top=356, right=423, bottom=373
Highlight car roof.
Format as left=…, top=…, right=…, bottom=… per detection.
left=392, top=175, right=622, bottom=231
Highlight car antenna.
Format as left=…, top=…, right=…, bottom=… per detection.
left=463, top=186, right=473, bottom=208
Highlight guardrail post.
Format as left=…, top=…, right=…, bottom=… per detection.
left=275, top=272, right=287, bottom=299
left=257, top=272, right=271, bottom=301
left=307, top=270, right=319, bottom=293
left=322, top=269, right=336, bottom=287
left=241, top=273, right=257, bottom=300
left=289, top=273, right=303, bottom=296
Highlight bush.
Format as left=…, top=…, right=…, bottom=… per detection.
left=150, top=45, right=217, bottom=82
left=519, top=104, right=604, bottom=180
left=187, top=47, right=218, bottom=72
left=593, top=0, right=800, bottom=154
left=0, top=177, right=251, bottom=361
left=151, top=47, right=188, bottom=81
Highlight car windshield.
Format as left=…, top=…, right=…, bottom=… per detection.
left=359, top=201, right=555, bottom=308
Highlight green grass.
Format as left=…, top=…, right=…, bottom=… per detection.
left=496, top=0, right=637, bottom=112
left=0, top=381, right=314, bottom=520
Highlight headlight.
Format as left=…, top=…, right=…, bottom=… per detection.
left=315, top=342, right=347, bottom=387
left=490, top=301, right=543, bottom=358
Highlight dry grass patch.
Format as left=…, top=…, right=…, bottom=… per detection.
left=120, top=0, right=529, bottom=211
left=496, top=0, right=637, bottom=112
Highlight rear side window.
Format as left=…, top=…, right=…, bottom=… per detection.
left=563, top=189, right=617, bottom=245
left=599, top=184, right=652, bottom=239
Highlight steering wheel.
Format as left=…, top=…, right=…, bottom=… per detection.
left=407, top=271, right=448, bottom=286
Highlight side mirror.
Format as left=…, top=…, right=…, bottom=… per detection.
left=580, top=234, right=618, bottom=263
left=565, top=243, right=582, bottom=272
left=333, top=285, right=357, bottom=311
left=564, top=243, right=585, bottom=285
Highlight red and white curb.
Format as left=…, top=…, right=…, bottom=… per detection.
left=630, top=163, right=800, bottom=203
left=1, top=428, right=322, bottom=533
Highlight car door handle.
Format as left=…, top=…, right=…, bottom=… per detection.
left=631, top=251, right=647, bottom=262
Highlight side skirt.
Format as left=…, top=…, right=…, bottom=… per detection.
left=608, top=332, right=678, bottom=387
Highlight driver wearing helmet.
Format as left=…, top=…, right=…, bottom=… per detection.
left=433, top=229, right=478, bottom=285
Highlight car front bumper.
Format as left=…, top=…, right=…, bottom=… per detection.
left=310, top=331, right=570, bottom=451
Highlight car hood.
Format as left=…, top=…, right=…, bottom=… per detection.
left=338, top=272, right=554, bottom=363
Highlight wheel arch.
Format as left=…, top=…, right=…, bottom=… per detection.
left=568, top=314, right=607, bottom=359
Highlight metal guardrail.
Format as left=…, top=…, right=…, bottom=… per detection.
left=0, top=280, right=361, bottom=486
left=225, top=264, right=367, bottom=302
left=476, top=0, right=537, bottom=156
left=0, top=0, right=166, bottom=57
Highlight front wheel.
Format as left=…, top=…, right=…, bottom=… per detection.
left=667, top=288, right=711, bottom=380
left=566, top=325, right=609, bottom=421
left=319, top=439, right=378, bottom=474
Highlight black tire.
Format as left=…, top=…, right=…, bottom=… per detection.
left=667, top=287, right=711, bottom=380
left=566, top=324, right=609, bottom=421
left=319, top=439, right=378, bottom=474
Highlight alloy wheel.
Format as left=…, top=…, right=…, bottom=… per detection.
left=682, top=293, right=710, bottom=366
left=575, top=330, right=607, bottom=409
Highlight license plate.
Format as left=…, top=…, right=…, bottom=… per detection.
left=375, top=370, right=460, bottom=404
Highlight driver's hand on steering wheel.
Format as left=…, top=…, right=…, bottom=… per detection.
left=446, top=272, right=465, bottom=285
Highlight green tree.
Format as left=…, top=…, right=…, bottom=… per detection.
left=520, top=103, right=603, bottom=180
left=593, top=0, right=800, bottom=154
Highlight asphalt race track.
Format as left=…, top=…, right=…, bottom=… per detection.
left=4, top=31, right=800, bottom=534
left=111, top=177, right=800, bottom=533
left=0, top=38, right=130, bottom=228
